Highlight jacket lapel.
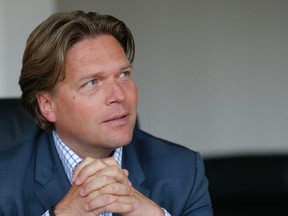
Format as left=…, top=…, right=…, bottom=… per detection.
left=113, top=139, right=151, bottom=216
left=33, top=132, right=70, bottom=209
left=122, top=139, right=150, bottom=197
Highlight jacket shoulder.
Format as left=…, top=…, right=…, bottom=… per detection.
left=0, top=128, right=50, bottom=169
left=132, top=129, right=198, bottom=162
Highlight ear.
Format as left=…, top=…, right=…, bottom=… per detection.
left=37, top=93, right=56, bottom=123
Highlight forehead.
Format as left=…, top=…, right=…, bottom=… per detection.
left=62, top=35, right=130, bottom=83
left=66, top=35, right=127, bottom=64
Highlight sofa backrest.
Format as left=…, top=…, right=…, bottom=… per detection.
left=0, top=98, right=36, bottom=150
left=204, top=154, right=288, bottom=216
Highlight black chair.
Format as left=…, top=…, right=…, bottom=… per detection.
left=0, top=98, right=36, bottom=150
left=204, top=154, right=288, bottom=216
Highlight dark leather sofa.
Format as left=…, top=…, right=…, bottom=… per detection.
left=205, top=154, right=288, bottom=216
left=0, top=98, right=35, bottom=150
left=1, top=98, right=288, bottom=215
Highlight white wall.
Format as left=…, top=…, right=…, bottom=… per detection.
left=0, top=0, right=56, bottom=97
left=2, top=0, right=288, bottom=157
left=0, top=1, right=4, bottom=95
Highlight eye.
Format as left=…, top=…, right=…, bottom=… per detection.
left=81, top=79, right=99, bottom=91
left=86, top=79, right=98, bottom=87
left=120, top=71, right=130, bottom=78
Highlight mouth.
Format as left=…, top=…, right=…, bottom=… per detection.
left=103, top=112, right=129, bottom=126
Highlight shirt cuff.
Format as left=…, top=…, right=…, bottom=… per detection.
left=42, top=210, right=50, bottom=216
left=162, top=208, right=171, bottom=216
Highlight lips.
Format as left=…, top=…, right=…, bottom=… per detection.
left=103, top=112, right=129, bottom=124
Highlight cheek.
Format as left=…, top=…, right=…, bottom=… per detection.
left=126, top=82, right=138, bottom=105
left=133, top=86, right=138, bottom=105
left=126, top=81, right=138, bottom=98
left=53, top=94, right=79, bottom=119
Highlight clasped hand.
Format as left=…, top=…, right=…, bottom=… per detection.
left=54, top=157, right=164, bottom=216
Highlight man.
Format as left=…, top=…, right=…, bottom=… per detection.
left=0, top=11, right=213, bottom=215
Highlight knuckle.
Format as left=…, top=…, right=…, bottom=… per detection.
left=109, top=183, right=117, bottom=192
left=110, top=165, right=119, bottom=172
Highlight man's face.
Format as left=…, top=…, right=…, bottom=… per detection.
left=41, top=35, right=138, bottom=157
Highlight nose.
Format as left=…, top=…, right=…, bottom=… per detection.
left=105, top=80, right=126, bottom=105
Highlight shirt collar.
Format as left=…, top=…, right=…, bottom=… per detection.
left=52, top=130, right=123, bottom=184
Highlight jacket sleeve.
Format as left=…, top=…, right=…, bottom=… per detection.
left=182, top=152, right=213, bottom=216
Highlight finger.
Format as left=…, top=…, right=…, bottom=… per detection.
left=99, top=183, right=133, bottom=196
left=123, top=169, right=129, bottom=177
left=73, top=157, right=116, bottom=183
left=94, top=166, right=131, bottom=185
left=85, top=194, right=134, bottom=213
left=81, top=180, right=133, bottom=197
left=71, top=157, right=94, bottom=183
left=78, top=175, right=117, bottom=196
left=72, top=157, right=120, bottom=184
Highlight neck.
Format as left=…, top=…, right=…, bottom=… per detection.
left=70, top=144, right=115, bottom=159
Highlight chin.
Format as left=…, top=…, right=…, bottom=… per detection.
left=111, top=130, right=133, bottom=147
left=100, top=121, right=135, bottom=147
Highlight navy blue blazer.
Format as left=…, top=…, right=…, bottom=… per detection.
left=0, top=128, right=213, bottom=216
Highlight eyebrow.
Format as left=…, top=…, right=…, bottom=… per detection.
left=121, top=63, right=133, bottom=70
left=78, top=63, right=132, bottom=82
